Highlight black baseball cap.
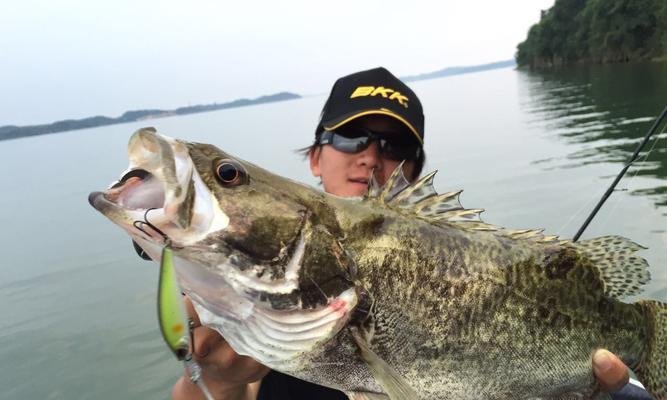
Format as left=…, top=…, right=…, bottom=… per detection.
left=316, top=67, right=424, bottom=145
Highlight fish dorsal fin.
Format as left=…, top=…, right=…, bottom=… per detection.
left=368, top=168, right=495, bottom=231
left=367, top=168, right=564, bottom=238
left=349, top=326, right=418, bottom=400
left=378, top=161, right=410, bottom=203
left=365, top=164, right=411, bottom=202
left=573, top=235, right=650, bottom=299
left=390, top=170, right=438, bottom=206
left=365, top=169, right=383, bottom=199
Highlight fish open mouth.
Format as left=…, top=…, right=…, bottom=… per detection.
left=106, top=169, right=166, bottom=210
left=88, top=168, right=168, bottom=220
left=88, top=166, right=174, bottom=256
left=89, top=128, right=229, bottom=254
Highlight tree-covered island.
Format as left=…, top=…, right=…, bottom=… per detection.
left=516, top=0, right=667, bottom=68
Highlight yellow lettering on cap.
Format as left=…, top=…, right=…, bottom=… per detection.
left=350, top=86, right=374, bottom=98
left=349, top=86, right=410, bottom=107
left=389, top=92, right=409, bottom=107
left=371, top=86, right=394, bottom=98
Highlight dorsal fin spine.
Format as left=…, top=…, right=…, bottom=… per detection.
left=379, top=161, right=407, bottom=203
left=412, top=190, right=463, bottom=213
left=368, top=167, right=564, bottom=244
left=390, top=171, right=438, bottom=205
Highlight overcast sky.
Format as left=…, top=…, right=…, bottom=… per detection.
left=1, top=0, right=554, bottom=126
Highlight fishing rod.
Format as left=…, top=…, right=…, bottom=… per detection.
left=573, top=105, right=667, bottom=242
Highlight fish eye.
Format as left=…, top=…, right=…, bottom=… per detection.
left=214, top=159, right=247, bottom=186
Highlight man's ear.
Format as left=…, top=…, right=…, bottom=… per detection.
left=309, top=147, right=321, bottom=177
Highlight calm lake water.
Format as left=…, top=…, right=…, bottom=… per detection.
left=1, top=62, right=666, bottom=399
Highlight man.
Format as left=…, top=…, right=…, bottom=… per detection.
left=172, top=67, right=637, bottom=399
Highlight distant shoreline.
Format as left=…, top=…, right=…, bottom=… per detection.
left=0, top=60, right=516, bottom=142
left=400, top=60, right=515, bottom=82
left=0, top=92, right=301, bottom=142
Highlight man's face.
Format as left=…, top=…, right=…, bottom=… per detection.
left=309, top=115, right=417, bottom=197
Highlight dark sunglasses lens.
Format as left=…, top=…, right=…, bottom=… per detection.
left=331, top=133, right=371, bottom=153
left=381, top=140, right=421, bottom=161
left=322, top=128, right=420, bottom=160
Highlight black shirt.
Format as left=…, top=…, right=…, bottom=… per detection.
left=257, top=371, right=346, bottom=400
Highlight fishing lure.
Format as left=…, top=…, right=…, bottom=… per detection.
left=134, top=209, right=214, bottom=399
left=158, top=244, right=214, bottom=400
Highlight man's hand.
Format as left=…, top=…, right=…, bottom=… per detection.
left=593, top=349, right=629, bottom=392
left=171, top=296, right=270, bottom=400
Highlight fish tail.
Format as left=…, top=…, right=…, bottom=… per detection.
left=636, top=300, right=667, bottom=400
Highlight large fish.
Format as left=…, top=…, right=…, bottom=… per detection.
left=89, top=128, right=667, bottom=400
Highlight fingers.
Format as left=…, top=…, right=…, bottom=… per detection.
left=593, top=349, right=630, bottom=392
left=192, top=324, right=224, bottom=359
left=183, top=295, right=225, bottom=359
left=193, top=328, right=269, bottom=384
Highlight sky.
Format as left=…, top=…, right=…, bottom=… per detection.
left=0, top=0, right=555, bottom=126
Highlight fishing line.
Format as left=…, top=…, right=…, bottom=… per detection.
left=560, top=125, right=665, bottom=236
left=594, top=121, right=667, bottom=235
left=553, top=140, right=631, bottom=235
left=555, top=178, right=610, bottom=236
left=573, top=105, right=667, bottom=241
left=558, top=116, right=666, bottom=236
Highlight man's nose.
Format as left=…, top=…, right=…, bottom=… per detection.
left=356, top=141, right=382, bottom=170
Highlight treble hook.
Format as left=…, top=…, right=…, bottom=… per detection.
left=133, top=208, right=171, bottom=245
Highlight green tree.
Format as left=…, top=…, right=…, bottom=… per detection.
left=516, top=0, right=665, bottom=67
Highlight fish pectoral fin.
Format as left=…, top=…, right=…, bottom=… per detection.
left=345, top=391, right=390, bottom=400
left=349, top=326, right=418, bottom=400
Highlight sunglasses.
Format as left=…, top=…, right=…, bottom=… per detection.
left=317, top=126, right=422, bottom=161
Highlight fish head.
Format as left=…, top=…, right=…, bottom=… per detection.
left=89, top=128, right=359, bottom=369
left=89, top=127, right=308, bottom=260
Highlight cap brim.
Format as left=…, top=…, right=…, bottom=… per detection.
left=322, top=108, right=423, bottom=145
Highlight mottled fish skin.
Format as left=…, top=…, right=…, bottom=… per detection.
left=89, top=129, right=667, bottom=400
left=330, top=213, right=646, bottom=399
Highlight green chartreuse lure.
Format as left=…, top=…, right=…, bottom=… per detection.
left=157, top=245, right=190, bottom=360
left=158, top=245, right=214, bottom=400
